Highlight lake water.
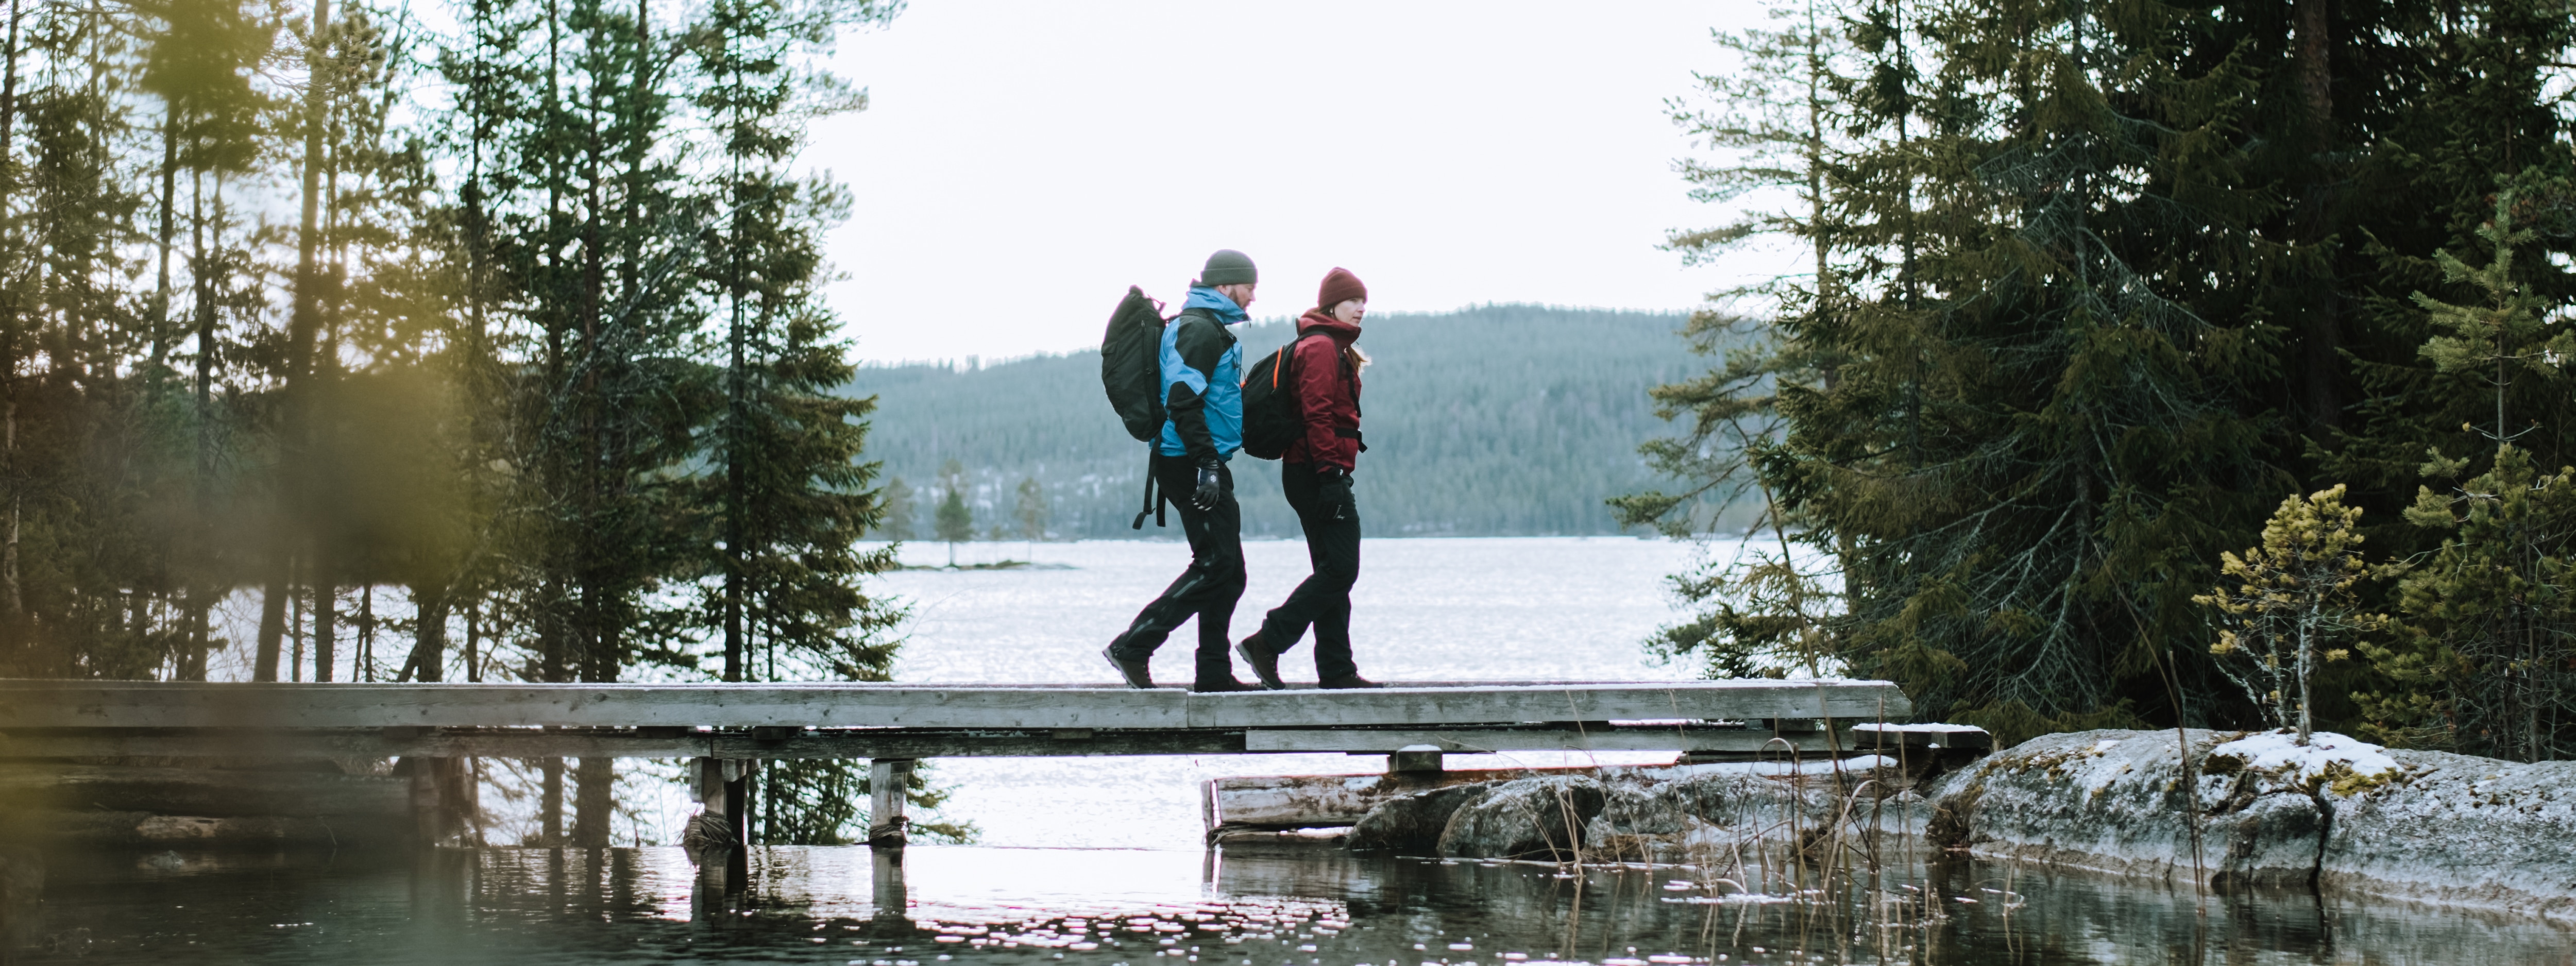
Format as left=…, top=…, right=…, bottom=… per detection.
left=872, top=536, right=1707, bottom=849
left=11, top=537, right=2572, bottom=963
left=14, top=844, right=2572, bottom=964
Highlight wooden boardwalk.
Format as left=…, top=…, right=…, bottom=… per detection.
left=0, top=678, right=1911, bottom=758
left=0, top=678, right=1918, bottom=848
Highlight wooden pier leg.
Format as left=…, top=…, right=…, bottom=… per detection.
left=405, top=756, right=462, bottom=846
left=868, top=758, right=914, bottom=848
left=684, top=758, right=743, bottom=892
left=870, top=843, right=911, bottom=930
left=1388, top=746, right=1445, bottom=775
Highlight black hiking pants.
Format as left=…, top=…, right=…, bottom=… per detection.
left=1107, top=455, right=1246, bottom=685
left=1256, top=462, right=1361, bottom=681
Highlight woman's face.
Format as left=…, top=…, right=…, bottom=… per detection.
left=1332, top=298, right=1366, bottom=325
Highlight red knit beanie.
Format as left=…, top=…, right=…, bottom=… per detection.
left=1317, top=267, right=1367, bottom=311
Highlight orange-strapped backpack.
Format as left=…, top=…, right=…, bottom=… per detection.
left=1238, top=331, right=1343, bottom=461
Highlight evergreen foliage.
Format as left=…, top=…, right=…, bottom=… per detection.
left=877, top=476, right=916, bottom=541
left=1014, top=476, right=1047, bottom=542
left=2195, top=485, right=2383, bottom=745
left=2367, top=445, right=2576, bottom=760
left=1633, top=0, right=2576, bottom=749
left=0, top=0, right=938, bottom=846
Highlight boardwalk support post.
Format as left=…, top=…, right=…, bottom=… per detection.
left=400, top=756, right=474, bottom=846
left=869, top=758, right=913, bottom=847
left=1388, top=746, right=1444, bottom=775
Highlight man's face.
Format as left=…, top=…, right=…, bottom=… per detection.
left=1221, top=283, right=1257, bottom=311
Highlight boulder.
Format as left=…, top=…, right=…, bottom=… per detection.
left=1436, top=776, right=1606, bottom=860
left=1925, top=728, right=2354, bottom=887
left=2320, top=749, right=2576, bottom=921
left=1347, top=782, right=1493, bottom=855
left=1587, top=762, right=1934, bottom=861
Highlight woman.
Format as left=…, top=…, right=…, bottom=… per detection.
left=1235, top=267, right=1379, bottom=689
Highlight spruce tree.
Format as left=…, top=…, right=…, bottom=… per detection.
left=877, top=476, right=915, bottom=540
left=1614, top=0, right=1852, bottom=678
left=687, top=0, right=925, bottom=845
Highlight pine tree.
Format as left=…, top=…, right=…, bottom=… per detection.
left=876, top=476, right=914, bottom=540
left=2357, top=196, right=2576, bottom=760
left=2369, top=445, right=2576, bottom=760
left=687, top=0, right=929, bottom=845
left=1014, top=476, right=1046, bottom=544
left=2195, top=485, right=2384, bottom=744
left=1614, top=0, right=1852, bottom=679
left=934, top=478, right=970, bottom=568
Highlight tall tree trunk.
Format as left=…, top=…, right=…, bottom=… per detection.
left=402, top=583, right=447, bottom=682
left=189, top=167, right=218, bottom=677
left=153, top=108, right=176, bottom=365
left=255, top=557, right=287, bottom=681
left=2294, top=0, right=2341, bottom=431
left=723, top=34, right=747, bottom=685
left=357, top=584, right=374, bottom=681
left=541, top=756, right=564, bottom=846
left=0, top=0, right=24, bottom=629
left=571, top=756, right=613, bottom=848
left=282, top=0, right=335, bottom=682
left=312, top=552, right=335, bottom=682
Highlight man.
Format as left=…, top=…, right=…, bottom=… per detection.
left=1235, top=267, right=1381, bottom=689
left=1101, top=249, right=1262, bottom=691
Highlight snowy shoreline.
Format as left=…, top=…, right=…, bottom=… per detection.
left=1920, top=728, right=2576, bottom=921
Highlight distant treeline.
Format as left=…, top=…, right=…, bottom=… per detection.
left=848, top=305, right=1723, bottom=539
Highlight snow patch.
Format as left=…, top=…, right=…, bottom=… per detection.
left=2208, top=731, right=2398, bottom=793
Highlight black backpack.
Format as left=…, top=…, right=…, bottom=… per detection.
left=1099, top=285, right=1168, bottom=443
left=1100, top=286, right=1175, bottom=528
left=1239, top=333, right=1323, bottom=461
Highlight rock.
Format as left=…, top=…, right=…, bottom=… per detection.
left=1436, top=776, right=1605, bottom=860
left=1586, top=762, right=1935, bottom=862
left=2320, top=749, right=2576, bottom=921
left=1347, top=782, right=1493, bottom=854
left=1927, top=728, right=2342, bottom=887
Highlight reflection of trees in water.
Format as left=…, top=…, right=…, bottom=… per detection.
left=12, top=846, right=2574, bottom=963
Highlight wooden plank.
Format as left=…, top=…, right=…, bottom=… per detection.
left=0, top=679, right=1908, bottom=731
left=1242, top=726, right=1846, bottom=754
left=0, top=764, right=411, bottom=818
left=0, top=682, right=1188, bottom=730
left=1186, top=681, right=1907, bottom=727
left=0, top=727, right=1250, bottom=759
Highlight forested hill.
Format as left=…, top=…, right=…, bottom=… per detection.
left=847, top=304, right=1700, bottom=539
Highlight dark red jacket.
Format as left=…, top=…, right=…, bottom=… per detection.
left=1282, top=310, right=1363, bottom=471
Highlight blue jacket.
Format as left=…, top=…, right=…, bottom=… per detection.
left=1157, top=286, right=1245, bottom=461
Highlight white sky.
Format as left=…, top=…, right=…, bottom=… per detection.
left=809, top=0, right=1780, bottom=364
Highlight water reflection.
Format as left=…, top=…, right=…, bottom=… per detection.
left=4, top=845, right=2569, bottom=965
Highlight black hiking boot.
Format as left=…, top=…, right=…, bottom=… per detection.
left=1101, top=644, right=1156, bottom=689
left=1191, top=676, right=1263, bottom=693
left=1235, top=633, right=1287, bottom=690
left=1318, top=673, right=1384, bottom=690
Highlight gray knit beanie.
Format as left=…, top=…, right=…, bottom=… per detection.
left=1198, top=249, right=1257, bottom=286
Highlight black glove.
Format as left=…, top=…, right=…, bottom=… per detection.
left=1317, top=468, right=1354, bottom=521
left=1191, top=460, right=1224, bottom=511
